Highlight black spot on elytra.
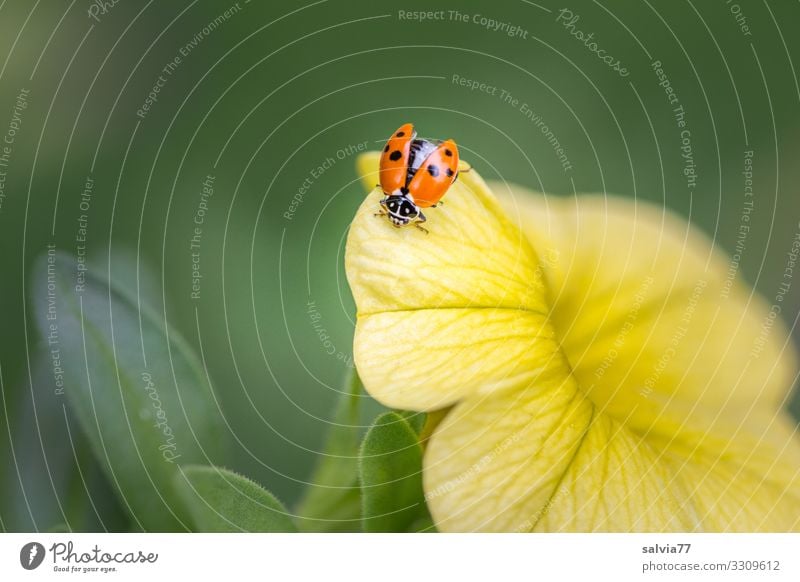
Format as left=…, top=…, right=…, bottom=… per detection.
left=396, top=131, right=405, bottom=137
left=444, top=148, right=453, bottom=157
left=389, top=150, right=403, bottom=161
left=427, top=165, right=440, bottom=177
left=384, top=144, right=389, bottom=152
left=446, top=168, right=454, bottom=177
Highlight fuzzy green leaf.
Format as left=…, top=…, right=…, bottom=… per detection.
left=175, top=465, right=296, bottom=532
left=396, top=410, right=427, bottom=434
left=360, top=412, right=431, bottom=532
left=2, top=353, right=126, bottom=532
left=31, top=251, right=227, bottom=531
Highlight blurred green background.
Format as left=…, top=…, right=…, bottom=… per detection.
left=1, top=0, right=799, bottom=531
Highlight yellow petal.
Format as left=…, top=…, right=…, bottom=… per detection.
left=346, top=154, right=551, bottom=408
left=354, top=308, right=563, bottom=410
left=425, top=379, right=701, bottom=532
left=495, top=186, right=799, bottom=453
left=356, top=151, right=381, bottom=194
left=425, top=371, right=800, bottom=532
left=347, top=157, right=547, bottom=315
left=424, top=375, right=593, bottom=532
left=423, top=185, right=800, bottom=531
left=347, top=154, right=800, bottom=531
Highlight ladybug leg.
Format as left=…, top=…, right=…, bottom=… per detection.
left=374, top=197, right=388, bottom=217
left=414, top=212, right=429, bottom=234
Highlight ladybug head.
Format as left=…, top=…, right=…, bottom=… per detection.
left=381, top=194, right=419, bottom=227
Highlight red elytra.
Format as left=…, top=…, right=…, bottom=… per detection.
left=377, top=123, right=460, bottom=230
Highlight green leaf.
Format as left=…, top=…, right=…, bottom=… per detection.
left=2, top=250, right=164, bottom=532
left=294, top=369, right=363, bottom=532
left=175, top=465, right=296, bottom=532
left=396, top=410, right=427, bottom=434
left=1, top=351, right=131, bottom=533
left=359, top=412, right=431, bottom=532
left=31, top=251, right=227, bottom=531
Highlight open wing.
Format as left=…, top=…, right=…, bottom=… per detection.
left=406, top=139, right=459, bottom=207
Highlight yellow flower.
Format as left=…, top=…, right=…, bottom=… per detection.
left=346, top=151, right=800, bottom=532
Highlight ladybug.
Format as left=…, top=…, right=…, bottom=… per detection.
left=376, top=123, right=460, bottom=231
